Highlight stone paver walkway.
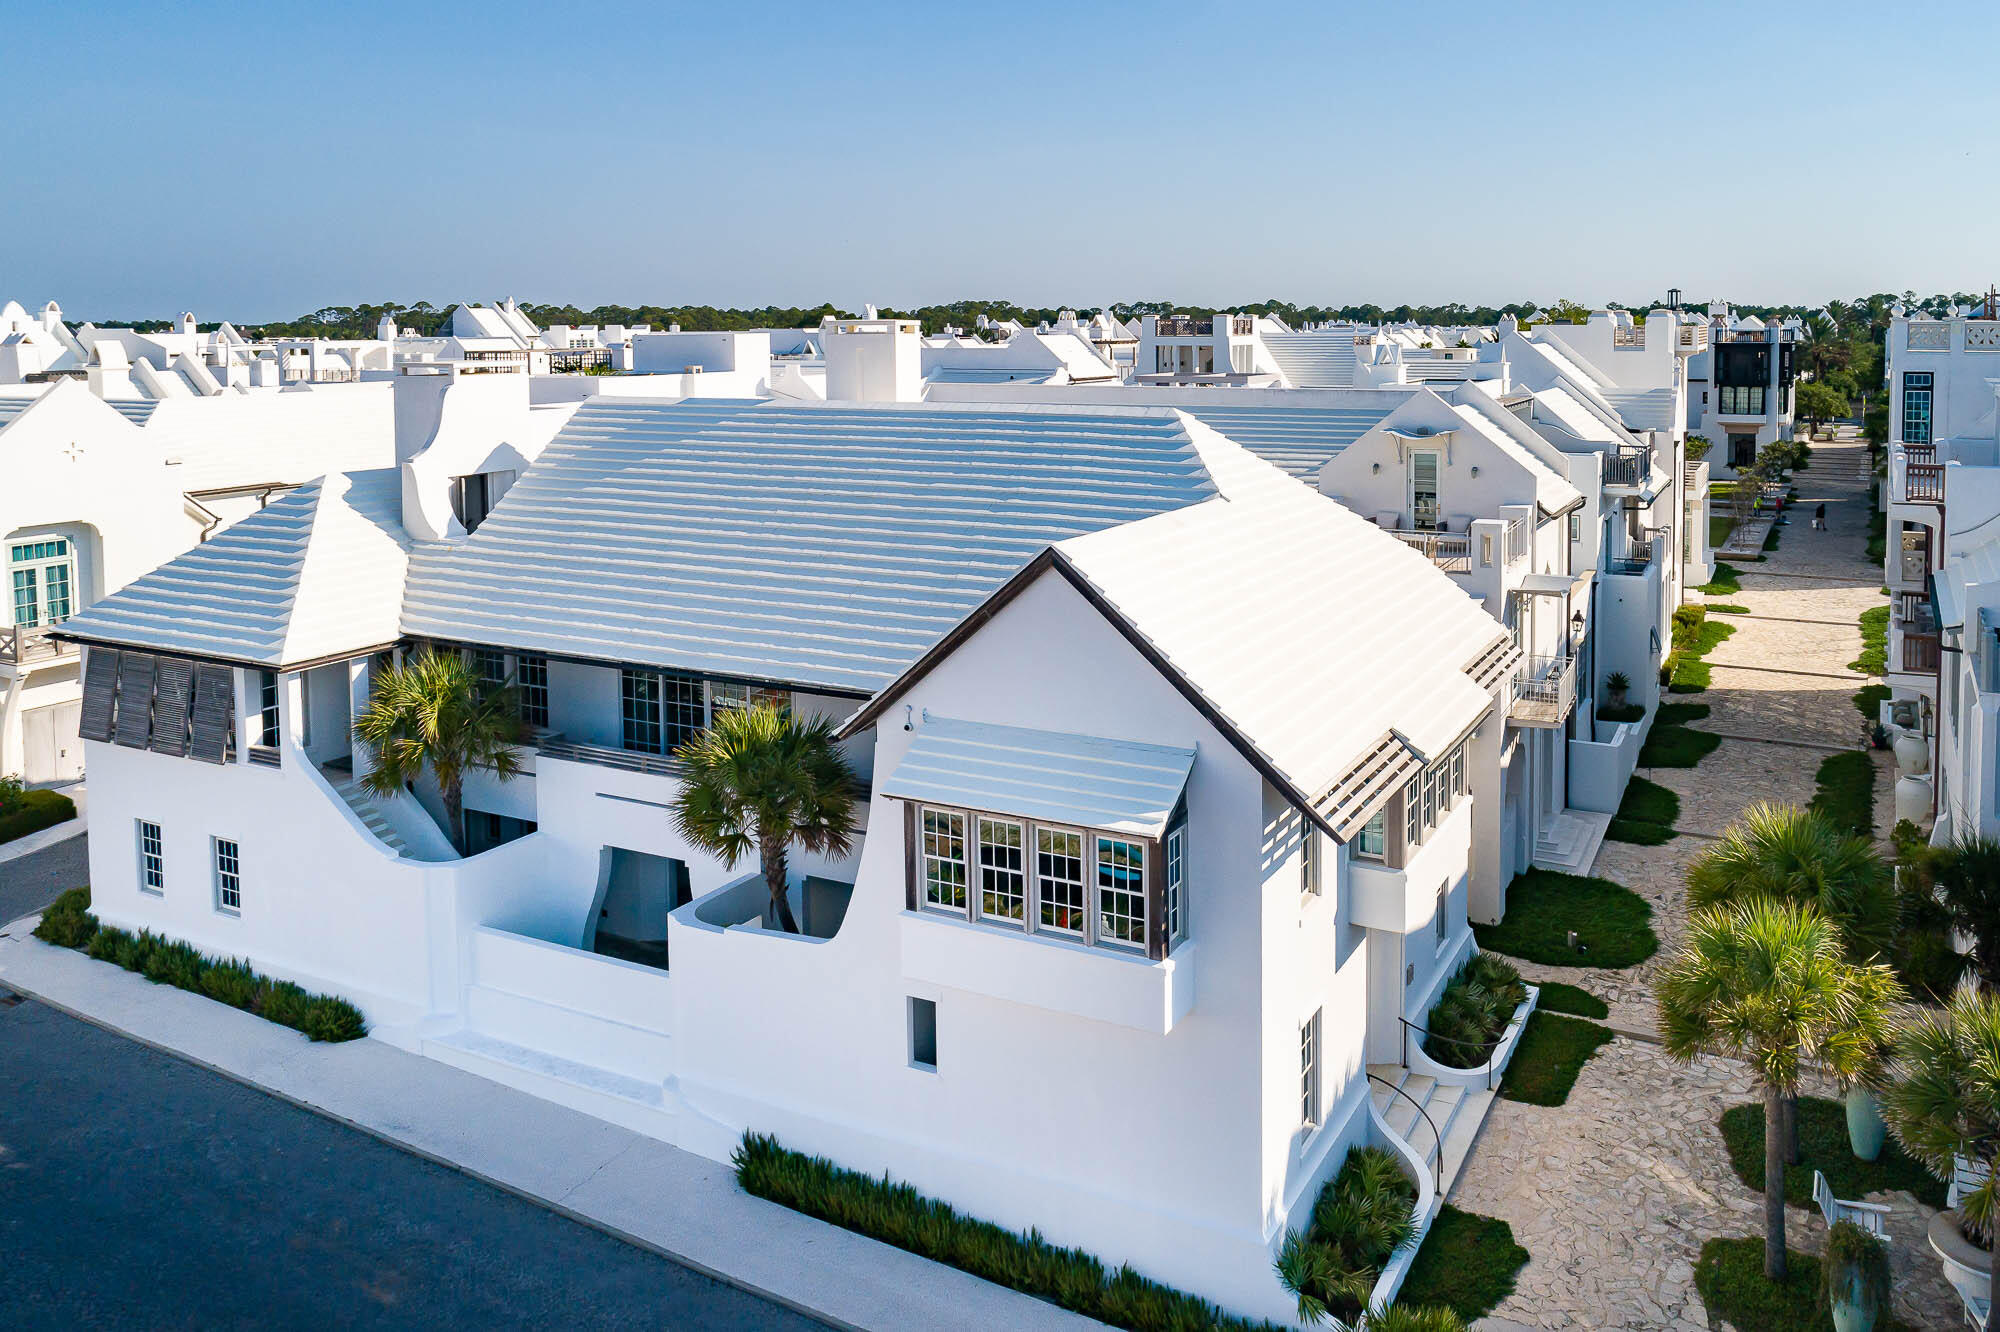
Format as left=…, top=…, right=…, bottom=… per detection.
left=1454, top=433, right=1954, bottom=1330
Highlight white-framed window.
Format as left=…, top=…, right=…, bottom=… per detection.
left=976, top=817, right=1025, bottom=925
left=518, top=653, right=549, bottom=728
left=922, top=808, right=968, bottom=912
left=9, top=537, right=74, bottom=628
left=137, top=820, right=164, bottom=894
left=213, top=837, right=241, bottom=914
left=1435, top=882, right=1449, bottom=946
left=1096, top=835, right=1146, bottom=948
left=1404, top=775, right=1422, bottom=847
left=1300, top=1009, right=1323, bottom=1129
left=1300, top=820, right=1322, bottom=897
left=1356, top=810, right=1386, bottom=861
left=1410, top=451, right=1441, bottom=530
left=1165, top=820, right=1187, bottom=944
left=257, top=670, right=280, bottom=747
left=1036, top=826, right=1086, bottom=935
left=1568, top=511, right=1582, bottom=543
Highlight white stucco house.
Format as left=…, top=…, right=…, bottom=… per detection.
left=58, top=348, right=1527, bottom=1324
left=1684, top=306, right=1798, bottom=474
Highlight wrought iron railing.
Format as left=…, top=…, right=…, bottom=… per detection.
left=1366, top=1070, right=1443, bottom=1179
left=1400, top=1017, right=1503, bottom=1091
left=537, top=736, right=687, bottom=777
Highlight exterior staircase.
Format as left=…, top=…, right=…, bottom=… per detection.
left=331, top=778, right=412, bottom=856
left=1532, top=809, right=1610, bottom=874
left=1368, top=1063, right=1494, bottom=1200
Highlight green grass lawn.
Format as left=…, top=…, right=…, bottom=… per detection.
left=1851, top=682, right=1889, bottom=720
left=1809, top=750, right=1876, bottom=839
left=1605, top=817, right=1674, bottom=845
left=1498, top=1012, right=1615, bottom=1106
left=1474, top=869, right=1657, bottom=969
left=1639, top=720, right=1722, bottom=768
left=1695, top=1238, right=1916, bottom=1332
left=1718, top=1096, right=1946, bottom=1210
left=1698, top=560, right=1743, bottom=595
left=1606, top=776, right=1679, bottom=845
left=1669, top=620, right=1736, bottom=694
left=1397, top=1206, right=1529, bottom=1323
left=1850, top=604, right=1888, bottom=676
left=1706, top=603, right=1751, bottom=614
left=1762, top=524, right=1782, bottom=552
left=1532, top=981, right=1608, bottom=1019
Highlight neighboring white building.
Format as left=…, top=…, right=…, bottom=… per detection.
left=59, top=361, right=1524, bottom=1324
left=1683, top=306, right=1798, bottom=474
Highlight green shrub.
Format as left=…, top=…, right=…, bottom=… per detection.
left=733, top=1133, right=1287, bottom=1332
left=1533, top=981, right=1608, bottom=1020
left=1717, top=1095, right=1946, bottom=1210
left=1423, top=955, right=1528, bottom=1069
left=1474, top=869, right=1657, bottom=969
left=1280, top=1146, right=1418, bottom=1324
left=1850, top=604, right=1888, bottom=676
left=1698, top=561, right=1743, bottom=595
left=1396, top=1205, right=1527, bottom=1324
left=1809, top=750, right=1876, bottom=839
left=1668, top=617, right=1736, bottom=693
left=1498, top=1012, right=1614, bottom=1106
left=1596, top=702, right=1645, bottom=724
left=32, top=886, right=97, bottom=948
left=35, top=898, right=365, bottom=1043
left=0, top=788, right=78, bottom=845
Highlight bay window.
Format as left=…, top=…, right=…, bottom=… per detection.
left=977, top=817, right=1025, bottom=923
left=1096, top=836, right=1146, bottom=948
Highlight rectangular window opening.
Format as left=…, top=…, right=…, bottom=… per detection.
left=138, top=820, right=164, bottom=894
left=213, top=837, right=241, bottom=914
left=1301, top=1009, right=1322, bottom=1128
left=909, top=996, right=938, bottom=1070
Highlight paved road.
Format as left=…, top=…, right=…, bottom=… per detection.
left=0, top=999, right=829, bottom=1331
left=0, top=832, right=87, bottom=924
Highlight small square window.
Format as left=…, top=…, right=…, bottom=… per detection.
left=909, top=996, right=937, bottom=1070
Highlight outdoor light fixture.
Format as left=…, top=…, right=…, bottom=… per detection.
left=1470, top=465, right=1480, bottom=478
left=1572, top=610, right=1585, bottom=638
left=1371, top=462, right=1380, bottom=474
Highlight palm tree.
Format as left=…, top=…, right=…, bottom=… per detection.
left=351, top=649, right=526, bottom=852
left=1685, top=802, right=1895, bottom=962
left=1880, top=987, right=2000, bottom=1332
left=671, top=701, right=858, bottom=934
left=1657, top=900, right=1901, bottom=1280
left=1929, top=836, right=2000, bottom=992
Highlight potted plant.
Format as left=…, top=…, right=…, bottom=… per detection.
left=1605, top=672, right=1631, bottom=708
left=1821, top=1219, right=1891, bottom=1332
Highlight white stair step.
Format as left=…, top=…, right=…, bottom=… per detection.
left=1439, top=1088, right=1496, bottom=1196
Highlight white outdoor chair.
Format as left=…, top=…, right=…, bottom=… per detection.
left=1812, top=1169, right=1891, bottom=1242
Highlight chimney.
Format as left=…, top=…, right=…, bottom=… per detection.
left=821, top=316, right=922, bottom=403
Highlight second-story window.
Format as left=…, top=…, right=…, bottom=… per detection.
left=662, top=672, right=705, bottom=752
left=1037, top=828, right=1086, bottom=935
left=1902, top=372, right=1933, bottom=445
left=1355, top=811, right=1386, bottom=861
left=9, top=538, right=74, bottom=628
left=977, top=817, right=1025, bottom=924
left=1403, top=740, right=1469, bottom=853
left=518, top=654, right=549, bottom=728
left=1096, top=836, right=1146, bottom=948
left=922, top=808, right=968, bottom=911
left=1410, top=452, right=1441, bottom=531
left=471, top=649, right=507, bottom=695
left=620, top=669, right=662, bottom=753
left=1166, top=820, right=1187, bottom=944
left=257, top=670, right=280, bottom=747
left=1300, top=821, right=1322, bottom=897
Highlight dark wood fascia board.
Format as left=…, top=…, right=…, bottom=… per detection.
left=413, top=636, right=874, bottom=702
left=50, top=633, right=405, bottom=678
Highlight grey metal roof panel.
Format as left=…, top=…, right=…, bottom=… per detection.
left=399, top=400, right=1219, bottom=693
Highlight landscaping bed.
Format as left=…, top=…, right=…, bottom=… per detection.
left=1422, top=953, right=1529, bottom=1069
left=1849, top=604, right=1888, bottom=676
left=1851, top=682, right=1889, bottom=720
left=1665, top=605, right=1734, bottom=694
left=1717, top=1095, right=1946, bottom=1210
left=1808, top=750, right=1875, bottom=839
left=1395, top=1205, right=1528, bottom=1324
left=1697, top=560, right=1743, bottom=596
left=1274, top=1146, right=1420, bottom=1326
left=1638, top=702, right=1721, bottom=768
left=32, top=889, right=366, bottom=1043
left=0, top=786, right=76, bottom=846
left=1497, top=1012, right=1614, bottom=1106
left=1531, top=981, right=1607, bottom=1019
left=1473, top=870, right=1657, bottom=969
left=1694, top=1237, right=1915, bottom=1332
left=1605, top=776, right=1679, bottom=845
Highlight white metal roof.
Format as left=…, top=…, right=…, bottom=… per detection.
left=399, top=399, right=1226, bottom=693
left=1175, top=403, right=1407, bottom=480
left=1260, top=331, right=1360, bottom=388
left=881, top=714, right=1195, bottom=838
left=59, top=470, right=409, bottom=668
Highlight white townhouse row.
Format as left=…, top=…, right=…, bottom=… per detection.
left=1878, top=300, right=2000, bottom=843
left=60, top=343, right=1529, bottom=1324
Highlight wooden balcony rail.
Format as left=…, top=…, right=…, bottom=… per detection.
left=1902, top=632, right=1941, bottom=673
left=1905, top=462, right=1946, bottom=503
left=1902, top=442, right=1937, bottom=464
left=0, top=624, right=75, bottom=667
left=1510, top=654, right=1577, bottom=726
left=1612, top=326, right=1646, bottom=348
left=1603, top=445, right=1654, bottom=488
left=1387, top=528, right=1471, bottom=573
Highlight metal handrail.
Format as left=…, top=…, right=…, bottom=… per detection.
left=1365, top=1071, right=1443, bottom=1182
left=1400, top=1016, right=1503, bottom=1091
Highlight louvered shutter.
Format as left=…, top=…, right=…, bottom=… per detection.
left=188, top=664, right=235, bottom=764
left=79, top=647, right=120, bottom=742
left=113, top=653, right=157, bottom=749
left=148, top=657, right=195, bottom=757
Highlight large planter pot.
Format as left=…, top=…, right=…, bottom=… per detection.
left=1930, top=1209, right=1993, bottom=1308
left=1828, top=1276, right=1876, bottom=1332
left=1895, top=774, right=1933, bottom=825
left=1893, top=731, right=1929, bottom=774
left=1845, top=1088, right=1887, bottom=1162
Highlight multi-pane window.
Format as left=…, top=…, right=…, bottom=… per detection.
left=9, top=538, right=73, bottom=628
left=1097, top=836, right=1146, bottom=948
left=661, top=671, right=705, bottom=752
left=1718, top=384, right=1766, bottom=416
left=1903, top=372, right=1934, bottom=445
left=620, top=669, right=662, bottom=754
left=977, top=818, right=1025, bottom=924
left=213, top=837, right=241, bottom=913
left=1300, top=821, right=1322, bottom=897
left=1165, top=822, right=1186, bottom=944
left=1410, top=451, right=1441, bottom=530
left=1037, top=828, right=1086, bottom=934
left=1403, top=741, right=1470, bottom=853
left=137, top=820, right=164, bottom=894
left=708, top=680, right=791, bottom=715
left=922, top=809, right=967, bottom=911
left=517, top=654, right=549, bottom=728
left=257, top=671, right=280, bottom=747
left=471, top=649, right=507, bottom=694
left=1300, top=1010, right=1322, bottom=1128
left=1356, top=811, right=1386, bottom=861
left=1404, top=774, right=1422, bottom=847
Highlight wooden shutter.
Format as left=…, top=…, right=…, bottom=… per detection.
left=188, top=663, right=235, bottom=764
left=79, top=647, right=120, bottom=742
left=148, top=657, right=195, bottom=757
left=112, top=653, right=156, bottom=748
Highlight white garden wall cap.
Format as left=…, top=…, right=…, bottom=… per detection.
left=881, top=714, right=1196, bottom=839
left=56, top=469, right=409, bottom=669
left=399, top=398, right=1229, bottom=694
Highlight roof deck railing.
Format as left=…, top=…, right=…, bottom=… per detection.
left=1603, top=443, right=1655, bottom=488
left=1386, top=528, right=1472, bottom=573
left=0, top=624, right=74, bottom=668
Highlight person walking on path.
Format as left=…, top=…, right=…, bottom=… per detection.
left=1813, top=502, right=1827, bottom=530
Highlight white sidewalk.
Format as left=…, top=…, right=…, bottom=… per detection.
left=0, top=917, right=1102, bottom=1332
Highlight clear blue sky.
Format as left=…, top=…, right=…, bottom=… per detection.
left=8, top=0, right=1999, bottom=321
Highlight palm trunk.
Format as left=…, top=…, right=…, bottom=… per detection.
left=1988, top=1228, right=1997, bottom=1332
left=1763, top=1085, right=1788, bottom=1280
left=1783, top=1092, right=1800, bottom=1165
left=762, top=836, right=800, bottom=934
left=443, top=777, right=464, bottom=854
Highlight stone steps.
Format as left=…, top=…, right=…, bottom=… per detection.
left=1368, top=1063, right=1497, bottom=1199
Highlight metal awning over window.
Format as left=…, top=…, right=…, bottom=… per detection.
left=881, top=715, right=1195, bottom=840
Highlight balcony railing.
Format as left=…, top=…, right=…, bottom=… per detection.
left=1905, top=462, right=1945, bottom=503
left=1902, top=631, right=1941, bottom=673
left=1387, top=528, right=1471, bottom=573
left=1677, top=324, right=1709, bottom=351
left=1152, top=315, right=1253, bottom=338
left=537, top=736, right=687, bottom=778
left=1510, top=655, right=1577, bottom=726
left=1612, top=326, right=1645, bottom=348
left=1603, top=444, right=1654, bottom=488
left=0, top=623, right=75, bottom=667
left=1504, top=515, right=1531, bottom=565
left=1608, top=537, right=1657, bottom=575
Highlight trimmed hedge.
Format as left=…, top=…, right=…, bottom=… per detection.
left=33, top=888, right=365, bottom=1043
left=0, top=788, right=77, bottom=845
left=734, top=1132, right=1287, bottom=1331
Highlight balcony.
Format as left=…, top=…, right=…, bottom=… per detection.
left=1607, top=537, right=1658, bottom=576
left=1612, top=326, right=1645, bottom=348
left=0, top=624, right=75, bottom=668
left=1902, top=631, right=1941, bottom=673
left=536, top=735, right=686, bottom=778
left=1387, top=528, right=1472, bottom=573
left=1603, top=444, right=1655, bottom=489
left=1677, top=324, right=1709, bottom=353
left=1906, top=462, right=1946, bottom=504
left=1152, top=315, right=1253, bottom=338
left=1509, top=655, right=1578, bottom=727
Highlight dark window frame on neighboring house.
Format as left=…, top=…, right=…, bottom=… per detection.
left=1903, top=371, right=1934, bottom=445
